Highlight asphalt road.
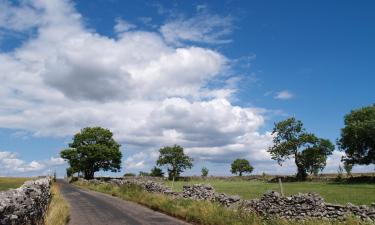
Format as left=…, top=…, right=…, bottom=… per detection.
left=58, top=180, right=190, bottom=225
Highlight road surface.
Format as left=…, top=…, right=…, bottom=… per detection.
left=58, top=180, right=190, bottom=225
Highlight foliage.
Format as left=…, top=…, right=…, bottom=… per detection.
left=343, top=161, right=353, bottom=177
left=230, top=159, right=254, bottom=176
left=156, top=145, right=193, bottom=181
left=76, top=181, right=370, bottom=225
left=338, top=104, right=375, bottom=166
left=45, top=183, right=70, bottom=225
left=201, top=167, right=209, bottom=177
left=150, top=166, right=164, bottom=177
left=337, top=165, right=344, bottom=181
left=268, top=117, right=334, bottom=180
left=139, top=171, right=150, bottom=176
left=66, top=167, right=74, bottom=177
left=124, top=173, right=136, bottom=177
left=60, top=127, right=122, bottom=180
left=300, top=139, right=335, bottom=176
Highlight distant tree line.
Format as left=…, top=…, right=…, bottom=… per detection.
left=60, top=103, right=375, bottom=181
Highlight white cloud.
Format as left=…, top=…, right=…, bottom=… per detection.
left=274, top=90, right=294, bottom=100
left=114, top=18, right=136, bottom=33
left=160, top=12, right=233, bottom=45
left=0, top=151, right=65, bottom=176
left=47, top=156, right=65, bottom=166
left=0, top=0, right=318, bottom=175
left=0, top=0, right=43, bottom=32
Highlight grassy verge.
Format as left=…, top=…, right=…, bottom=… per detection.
left=74, top=181, right=370, bottom=225
left=45, top=183, right=70, bottom=225
left=165, top=179, right=375, bottom=205
left=0, top=177, right=30, bottom=191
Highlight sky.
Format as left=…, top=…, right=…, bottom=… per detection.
left=0, top=0, right=374, bottom=177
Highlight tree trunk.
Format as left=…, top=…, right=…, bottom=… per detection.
left=239, top=171, right=243, bottom=176
left=84, top=170, right=95, bottom=180
left=295, top=160, right=307, bottom=181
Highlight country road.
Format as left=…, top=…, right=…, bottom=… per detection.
left=58, top=180, right=190, bottom=225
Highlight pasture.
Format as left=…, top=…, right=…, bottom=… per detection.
left=166, top=179, right=375, bottom=205
left=0, top=177, right=30, bottom=191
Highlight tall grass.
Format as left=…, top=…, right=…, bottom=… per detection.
left=45, top=183, right=70, bottom=225
left=75, top=181, right=371, bottom=225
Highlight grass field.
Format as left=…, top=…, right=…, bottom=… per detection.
left=165, top=179, right=375, bottom=205
left=75, top=181, right=369, bottom=225
left=0, top=177, right=30, bottom=191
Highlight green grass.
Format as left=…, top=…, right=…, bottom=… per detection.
left=165, top=179, right=375, bottom=205
left=75, top=181, right=369, bottom=225
left=0, top=177, right=30, bottom=191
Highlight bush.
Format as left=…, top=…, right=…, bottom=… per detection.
left=201, top=167, right=209, bottom=177
left=124, top=173, right=136, bottom=177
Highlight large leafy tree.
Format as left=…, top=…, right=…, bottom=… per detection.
left=268, top=117, right=334, bottom=180
left=338, top=104, right=375, bottom=166
left=230, top=158, right=254, bottom=176
left=300, top=138, right=335, bottom=175
left=156, top=145, right=193, bottom=182
left=60, top=127, right=122, bottom=180
left=150, top=167, right=164, bottom=177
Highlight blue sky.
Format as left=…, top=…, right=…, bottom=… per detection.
left=0, top=0, right=374, bottom=177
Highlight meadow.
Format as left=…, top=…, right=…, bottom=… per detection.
left=165, top=179, right=375, bottom=205
left=0, top=177, right=30, bottom=191
left=75, top=181, right=370, bottom=225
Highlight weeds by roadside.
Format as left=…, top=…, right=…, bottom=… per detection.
left=74, top=181, right=371, bottom=225
left=45, top=183, right=70, bottom=225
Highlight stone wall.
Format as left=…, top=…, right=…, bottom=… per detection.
left=85, top=178, right=375, bottom=222
left=0, top=177, right=52, bottom=225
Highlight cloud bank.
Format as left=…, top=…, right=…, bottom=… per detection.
left=0, top=0, right=276, bottom=174
left=0, top=0, right=355, bottom=176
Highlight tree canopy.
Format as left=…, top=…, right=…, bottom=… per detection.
left=300, top=138, right=335, bottom=175
left=156, top=145, right=193, bottom=181
left=60, top=127, right=122, bottom=179
left=230, top=158, right=253, bottom=176
left=338, top=104, right=375, bottom=166
left=150, top=167, right=164, bottom=177
left=201, top=167, right=209, bottom=177
left=268, top=117, right=334, bottom=180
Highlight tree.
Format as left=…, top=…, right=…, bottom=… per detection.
left=201, top=167, right=209, bottom=177
left=230, top=159, right=253, bottom=176
left=150, top=167, right=164, bottom=177
left=124, top=173, right=135, bottom=177
left=337, top=164, right=344, bottom=180
left=268, top=117, right=334, bottom=180
left=139, top=171, right=150, bottom=177
left=60, top=127, right=122, bottom=180
left=300, top=138, right=335, bottom=176
left=343, top=160, right=353, bottom=177
left=156, top=145, right=193, bottom=182
left=338, top=104, right=375, bottom=166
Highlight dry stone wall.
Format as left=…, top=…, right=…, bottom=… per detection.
left=86, top=178, right=375, bottom=222
left=0, top=177, right=52, bottom=225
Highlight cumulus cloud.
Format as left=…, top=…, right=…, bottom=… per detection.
left=274, top=90, right=294, bottom=100
left=0, top=0, right=43, bottom=32
left=0, top=0, right=278, bottom=175
left=0, top=151, right=65, bottom=175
